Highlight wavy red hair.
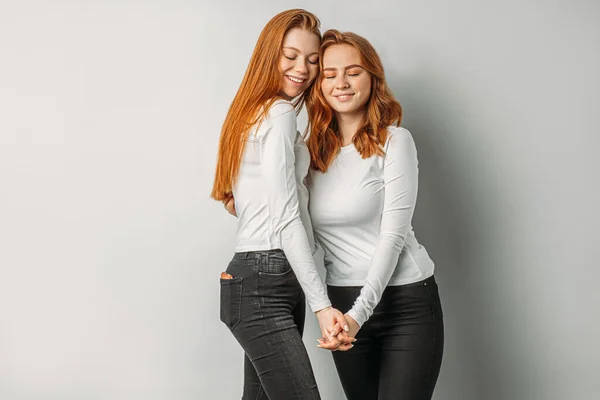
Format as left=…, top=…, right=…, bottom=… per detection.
left=211, top=9, right=321, bottom=201
left=306, top=30, right=402, bottom=172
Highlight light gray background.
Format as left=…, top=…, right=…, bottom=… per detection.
left=1, top=0, right=598, bottom=399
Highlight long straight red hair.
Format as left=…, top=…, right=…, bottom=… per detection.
left=211, top=9, right=321, bottom=201
left=306, top=30, right=402, bottom=172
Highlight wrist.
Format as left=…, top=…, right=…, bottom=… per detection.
left=315, top=306, right=332, bottom=315
left=345, top=310, right=360, bottom=327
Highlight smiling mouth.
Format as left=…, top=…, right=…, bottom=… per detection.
left=334, top=94, right=354, bottom=102
left=286, top=75, right=307, bottom=84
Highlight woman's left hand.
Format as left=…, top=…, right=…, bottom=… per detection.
left=317, top=314, right=359, bottom=352
left=222, top=195, right=237, bottom=217
left=342, top=314, right=360, bottom=338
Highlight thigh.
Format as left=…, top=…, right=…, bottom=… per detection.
left=328, top=285, right=380, bottom=400
left=233, top=251, right=320, bottom=400
left=243, top=294, right=307, bottom=400
left=331, top=334, right=381, bottom=400
left=377, top=277, right=444, bottom=400
left=236, top=307, right=320, bottom=400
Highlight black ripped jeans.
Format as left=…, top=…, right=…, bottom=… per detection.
left=220, top=250, right=321, bottom=400
left=328, top=275, right=444, bottom=400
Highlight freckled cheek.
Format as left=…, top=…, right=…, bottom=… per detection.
left=361, top=78, right=372, bottom=95
left=362, top=85, right=372, bottom=99
left=320, top=82, right=332, bottom=98
left=279, top=58, right=293, bottom=73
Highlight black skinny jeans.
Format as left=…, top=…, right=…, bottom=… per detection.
left=328, top=275, right=444, bottom=400
left=220, top=250, right=321, bottom=400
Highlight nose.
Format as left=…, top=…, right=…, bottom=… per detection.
left=335, top=74, right=350, bottom=89
left=294, top=58, right=308, bottom=75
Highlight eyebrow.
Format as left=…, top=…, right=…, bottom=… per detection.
left=322, top=64, right=365, bottom=72
left=283, top=46, right=319, bottom=56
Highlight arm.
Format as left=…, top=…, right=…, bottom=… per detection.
left=262, top=102, right=332, bottom=312
left=346, top=128, right=420, bottom=328
left=305, top=173, right=320, bottom=255
left=263, top=103, right=355, bottom=346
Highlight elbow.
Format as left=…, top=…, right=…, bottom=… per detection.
left=276, top=214, right=303, bottom=235
left=379, top=232, right=407, bottom=252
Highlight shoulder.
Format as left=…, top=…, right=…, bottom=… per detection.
left=266, top=99, right=296, bottom=120
left=386, top=126, right=414, bottom=146
left=259, top=99, right=297, bottom=142
left=383, top=126, right=418, bottom=162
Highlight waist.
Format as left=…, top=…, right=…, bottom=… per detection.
left=324, top=248, right=435, bottom=286
left=229, top=249, right=294, bottom=277
left=232, top=248, right=285, bottom=261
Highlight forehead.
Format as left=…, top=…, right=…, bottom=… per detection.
left=282, top=28, right=320, bottom=53
left=323, top=44, right=361, bottom=67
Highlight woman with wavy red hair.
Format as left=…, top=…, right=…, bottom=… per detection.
left=211, top=10, right=353, bottom=400
left=306, top=30, right=444, bottom=399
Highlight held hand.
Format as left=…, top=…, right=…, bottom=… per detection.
left=319, top=314, right=360, bottom=352
left=222, top=195, right=237, bottom=217
left=315, top=307, right=356, bottom=351
left=342, top=314, right=360, bottom=338
left=317, top=323, right=356, bottom=352
left=315, top=306, right=347, bottom=340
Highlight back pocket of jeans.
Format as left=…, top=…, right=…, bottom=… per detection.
left=220, top=277, right=243, bottom=330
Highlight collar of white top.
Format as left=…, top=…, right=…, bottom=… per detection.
left=339, top=143, right=356, bottom=154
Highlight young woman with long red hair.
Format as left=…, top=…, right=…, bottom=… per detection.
left=211, top=10, right=353, bottom=400
left=306, top=30, right=444, bottom=399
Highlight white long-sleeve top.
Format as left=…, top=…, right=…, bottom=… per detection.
left=233, top=99, right=331, bottom=312
left=307, top=126, right=435, bottom=327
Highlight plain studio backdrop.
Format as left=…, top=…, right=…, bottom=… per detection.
left=1, top=0, right=599, bottom=399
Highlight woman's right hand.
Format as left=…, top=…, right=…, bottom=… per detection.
left=222, top=195, right=237, bottom=217
left=315, top=307, right=356, bottom=351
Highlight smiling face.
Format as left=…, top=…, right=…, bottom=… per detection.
left=321, top=44, right=372, bottom=118
left=278, top=28, right=320, bottom=100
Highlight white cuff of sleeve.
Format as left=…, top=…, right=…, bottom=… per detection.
left=346, top=307, right=366, bottom=328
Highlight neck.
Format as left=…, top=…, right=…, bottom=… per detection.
left=336, top=110, right=366, bottom=146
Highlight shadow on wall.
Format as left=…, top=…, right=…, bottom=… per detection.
left=388, top=68, right=527, bottom=400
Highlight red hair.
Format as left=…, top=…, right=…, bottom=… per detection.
left=211, top=9, right=321, bottom=201
left=306, top=30, right=402, bottom=172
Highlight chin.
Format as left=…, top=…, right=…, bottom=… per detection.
left=285, top=90, right=302, bottom=99
left=336, top=105, right=356, bottom=114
